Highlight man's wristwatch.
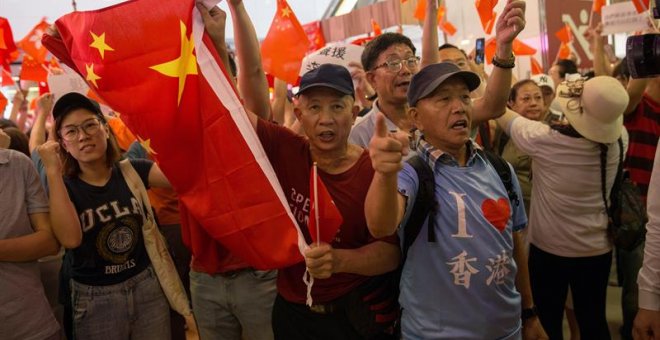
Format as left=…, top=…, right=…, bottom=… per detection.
left=521, top=306, right=538, bottom=321
left=492, top=52, right=516, bottom=69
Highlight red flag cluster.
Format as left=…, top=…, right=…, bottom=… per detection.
left=261, top=0, right=310, bottom=84
left=413, top=2, right=457, bottom=36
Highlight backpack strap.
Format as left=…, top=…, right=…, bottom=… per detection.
left=484, top=150, right=520, bottom=207
left=401, top=155, right=437, bottom=262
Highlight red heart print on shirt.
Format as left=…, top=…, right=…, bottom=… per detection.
left=481, top=198, right=510, bottom=232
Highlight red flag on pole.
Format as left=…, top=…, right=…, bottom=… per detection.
left=19, top=55, right=48, bottom=82
left=414, top=1, right=427, bottom=21
left=17, top=18, right=50, bottom=63
left=308, top=163, right=343, bottom=244
left=371, top=19, right=383, bottom=36
left=530, top=57, right=543, bottom=75
left=261, top=0, right=309, bottom=84
left=0, top=91, right=7, bottom=114
left=512, top=39, right=537, bottom=56
left=558, top=42, right=571, bottom=59
left=475, top=0, right=498, bottom=32
left=555, top=25, right=573, bottom=44
left=440, top=21, right=457, bottom=36
left=592, top=0, right=606, bottom=13
left=485, top=11, right=497, bottom=35
left=0, top=17, right=17, bottom=71
left=631, top=0, right=650, bottom=13
left=43, top=0, right=305, bottom=270
left=1, top=67, right=15, bottom=87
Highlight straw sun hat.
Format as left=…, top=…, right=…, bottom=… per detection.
left=556, top=76, right=629, bottom=144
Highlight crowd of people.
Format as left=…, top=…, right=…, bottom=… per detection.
left=1, top=0, right=659, bottom=339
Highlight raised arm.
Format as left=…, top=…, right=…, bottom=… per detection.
left=228, top=0, right=270, bottom=119
left=271, top=78, right=287, bottom=125
left=37, top=141, right=82, bottom=249
left=365, top=113, right=409, bottom=238
left=472, top=0, right=526, bottom=125
left=8, top=90, right=24, bottom=129
left=198, top=2, right=260, bottom=131
left=421, top=0, right=439, bottom=67
left=29, top=93, right=54, bottom=152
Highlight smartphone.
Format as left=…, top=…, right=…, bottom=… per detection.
left=475, top=38, right=485, bottom=65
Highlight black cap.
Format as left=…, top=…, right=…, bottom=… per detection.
left=53, top=92, right=104, bottom=121
left=407, top=62, right=481, bottom=106
left=297, top=64, right=354, bottom=97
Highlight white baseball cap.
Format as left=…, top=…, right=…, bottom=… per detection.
left=531, top=74, right=555, bottom=91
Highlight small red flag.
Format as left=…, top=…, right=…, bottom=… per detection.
left=555, top=25, right=573, bottom=44
left=440, top=21, right=457, bottom=36
left=512, top=39, right=537, bottom=56
left=0, top=91, right=7, bottom=114
left=558, top=42, right=571, bottom=59
left=0, top=17, right=18, bottom=71
left=19, top=55, right=48, bottom=82
left=308, top=163, right=343, bottom=244
left=631, top=0, right=650, bottom=13
left=414, top=1, right=426, bottom=21
left=371, top=19, right=383, bottom=36
left=485, top=38, right=497, bottom=64
left=1, top=67, right=15, bottom=87
left=475, top=0, right=498, bottom=32
left=261, top=0, right=310, bottom=84
left=530, top=57, right=543, bottom=75
left=485, top=11, right=497, bottom=35
left=17, top=18, right=50, bottom=63
left=592, top=0, right=606, bottom=13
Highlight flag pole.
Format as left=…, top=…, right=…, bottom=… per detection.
left=313, top=162, right=320, bottom=246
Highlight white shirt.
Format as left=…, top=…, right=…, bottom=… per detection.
left=506, top=116, right=628, bottom=257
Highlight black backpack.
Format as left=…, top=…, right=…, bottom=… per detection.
left=600, top=138, right=647, bottom=251
left=402, top=151, right=520, bottom=260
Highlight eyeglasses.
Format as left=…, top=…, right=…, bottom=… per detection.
left=372, top=56, right=420, bottom=73
left=59, top=118, right=102, bottom=141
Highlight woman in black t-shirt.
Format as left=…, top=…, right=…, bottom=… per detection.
left=38, top=93, right=173, bottom=340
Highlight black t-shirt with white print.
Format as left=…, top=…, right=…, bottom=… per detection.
left=62, top=159, right=153, bottom=286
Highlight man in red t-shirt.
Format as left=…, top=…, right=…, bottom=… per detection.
left=251, top=64, right=400, bottom=339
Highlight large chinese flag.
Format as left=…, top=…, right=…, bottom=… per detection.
left=308, top=164, right=343, bottom=244
left=0, top=17, right=17, bottom=71
left=260, top=0, right=309, bottom=84
left=17, top=18, right=50, bottom=63
left=43, top=0, right=305, bottom=270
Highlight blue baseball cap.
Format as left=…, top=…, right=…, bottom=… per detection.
left=297, top=64, right=354, bottom=97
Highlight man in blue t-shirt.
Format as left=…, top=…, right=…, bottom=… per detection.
left=365, top=62, right=548, bottom=339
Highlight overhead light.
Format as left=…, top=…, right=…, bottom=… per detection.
left=460, top=39, right=470, bottom=46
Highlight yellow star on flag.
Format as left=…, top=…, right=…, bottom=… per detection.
left=149, top=20, right=197, bottom=106
left=89, top=32, right=115, bottom=59
left=281, top=6, right=291, bottom=17
left=85, top=63, right=101, bottom=88
left=138, top=136, right=158, bottom=155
